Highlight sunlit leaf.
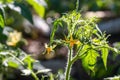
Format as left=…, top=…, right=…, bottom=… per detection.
left=0, top=14, right=4, bottom=28
left=78, top=45, right=90, bottom=59
left=8, top=61, right=19, bottom=68
left=23, top=55, right=35, bottom=63
left=27, top=0, right=45, bottom=18
left=0, top=0, right=13, bottom=4
left=101, top=46, right=109, bottom=69
left=81, top=49, right=100, bottom=72
left=0, top=7, right=5, bottom=28
left=23, top=55, right=35, bottom=69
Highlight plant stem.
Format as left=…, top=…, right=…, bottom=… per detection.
left=9, top=53, right=39, bottom=80
left=65, top=48, right=73, bottom=80
left=65, top=45, right=84, bottom=80
left=31, top=71, right=39, bottom=80
left=9, top=53, right=24, bottom=65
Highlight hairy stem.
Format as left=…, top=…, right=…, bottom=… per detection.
left=65, top=48, right=73, bottom=80
left=31, top=71, right=39, bottom=80
left=65, top=45, right=84, bottom=80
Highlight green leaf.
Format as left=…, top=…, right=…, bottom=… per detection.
left=0, top=14, right=4, bottom=28
left=0, top=6, right=5, bottom=28
left=0, top=0, right=13, bottom=4
left=23, top=55, right=35, bottom=70
left=101, top=47, right=109, bottom=69
left=81, top=49, right=99, bottom=72
left=13, top=2, right=33, bottom=24
left=79, top=45, right=90, bottom=58
left=0, top=7, right=5, bottom=19
left=27, top=0, right=45, bottom=18
left=8, top=61, right=19, bottom=68
left=50, top=73, right=54, bottom=80
left=50, top=20, right=61, bottom=44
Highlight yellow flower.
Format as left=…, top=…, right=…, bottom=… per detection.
left=65, top=34, right=80, bottom=48
left=6, top=30, right=22, bottom=46
left=44, top=43, right=56, bottom=54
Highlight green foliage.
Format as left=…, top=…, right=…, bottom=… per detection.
left=0, top=0, right=33, bottom=24
left=46, top=0, right=120, bottom=15
left=81, top=49, right=100, bottom=73
left=14, top=2, right=33, bottom=24
left=49, top=73, right=54, bottom=80
left=101, top=46, right=109, bottom=69
left=51, top=11, right=110, bottom=71
left=0, top=43, right=50, bottom=80
left=7, top=60, right=19, bottom=68
left=0, top=0, right=13, bottom=4
left=0, top=43, right=24, bottom=70
left=27, top=0, right=45, bottom=18
left=49, top=10, right=119, bottom=80
left=0, top=1, right=50, bottom=79
left=0, top=0, right=46, bottom=24
left=0, top=14, right=4, bottom=28
left=23, top=55, right=35, bottom=70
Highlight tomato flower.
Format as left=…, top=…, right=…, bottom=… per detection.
left=44, top=43, right=56, bottom=54
left=6, top=30, right=22, bottom=46
left=65, top=34, right=80, bottom=48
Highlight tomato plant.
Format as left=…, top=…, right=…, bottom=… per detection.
left=0, top=0, right=119, bottom=80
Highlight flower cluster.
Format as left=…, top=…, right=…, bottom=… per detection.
left=6, top=30, right=22, bottom=46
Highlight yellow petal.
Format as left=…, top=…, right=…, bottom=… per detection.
left=46, top=47, right=52, bottom=54
left=6, top=41, right=16, bottom=46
